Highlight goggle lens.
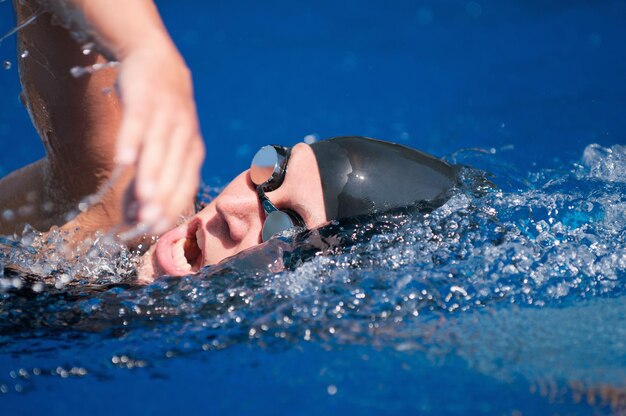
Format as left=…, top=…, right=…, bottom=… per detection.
left=251, top=144, right=305, bottom=242
left=250, top=145, right=283, bottom=186
left=261, top=210, right=300, bottom=242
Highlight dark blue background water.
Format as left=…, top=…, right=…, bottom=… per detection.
left=1, top=1, right=625, bottom=415
left=1, top=0, right=625, bottom=178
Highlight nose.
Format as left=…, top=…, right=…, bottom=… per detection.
left=214, top=178, right=264, bottom=244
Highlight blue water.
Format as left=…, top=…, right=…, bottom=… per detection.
left=1, top=1, right=625, bottom=415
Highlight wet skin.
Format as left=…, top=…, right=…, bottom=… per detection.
left=1, top=1, right=203, bottom=239
left=138, top=143, right=326, bottom=282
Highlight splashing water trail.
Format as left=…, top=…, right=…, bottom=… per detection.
left=70, top=60, right=119, bottom=78
left=0, top=7, right=42, bottom=45
left=0, top=144, right=624, bottom=413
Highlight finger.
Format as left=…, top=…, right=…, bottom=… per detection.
left=140, top=124, right=188, bottom=234
left=135, top=113, right=174, bottom=221
left=155, top=125, right=201, bottom=212
left=153, top=141, right=203, bottom=235
left=115, top=101, right=151, bottom=166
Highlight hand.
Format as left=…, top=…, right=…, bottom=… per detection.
left=114, top=45, right=205, bottom=236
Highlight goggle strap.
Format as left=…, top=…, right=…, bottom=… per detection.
left=257, top=187, right=278, bottom=213
left=269, top=146, right=291, bottom=189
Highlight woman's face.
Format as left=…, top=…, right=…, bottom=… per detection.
left=138, top=143, right=327, bottom=280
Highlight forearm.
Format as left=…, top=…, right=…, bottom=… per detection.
left=37, top=0, right=178, bottom=60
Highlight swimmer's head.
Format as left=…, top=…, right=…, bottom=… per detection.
left=310, top=136, right=459, bottom=220
left=139, top=137, right=460, bottom=281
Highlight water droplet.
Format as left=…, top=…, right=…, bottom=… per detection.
left=70, top=66, right=86, bottom=78
left=20, top=50, right=29, bottom=59
left=3, top=60, right=11, bottom=70
left=2, top=209, right=14, bottom=221
left=81, top=42, right=95, bottom=55
left=327, top=384, right=337, bottom=395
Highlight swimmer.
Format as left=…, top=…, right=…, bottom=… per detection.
left=0, top=2, right=460, bottom=283
left=137, top=137, right=459, bottom=281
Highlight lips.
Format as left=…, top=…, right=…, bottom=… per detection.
left=155, top=220, right=205, bottom=276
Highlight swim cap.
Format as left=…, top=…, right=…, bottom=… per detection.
left=310, top=136, right=459, bottom=220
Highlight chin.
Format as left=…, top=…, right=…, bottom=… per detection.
left=136, top=245, right=160, bottom=284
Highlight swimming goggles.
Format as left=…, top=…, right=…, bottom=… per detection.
left=250, top=145, right=306, bottom=241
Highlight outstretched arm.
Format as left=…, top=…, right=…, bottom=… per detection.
left=0, top=0, right=204, bottom=238
left=42, top=0, right=205, bottom=234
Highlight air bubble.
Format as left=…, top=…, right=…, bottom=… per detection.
left=3, top=60, right=11, bottom=70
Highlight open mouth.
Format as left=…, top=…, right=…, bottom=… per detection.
left=156, top=220, right=205, bottom=275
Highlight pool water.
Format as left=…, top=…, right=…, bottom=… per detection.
left=1, top=1, right=625, bottom=415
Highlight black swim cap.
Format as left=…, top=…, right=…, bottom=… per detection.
left=310, top=136, right=459, bottom=220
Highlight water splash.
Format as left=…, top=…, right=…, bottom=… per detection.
left=582, top=143, right=626, bottom=183
left=1, top=226, right=136, bottom=290
left=0, top=144, right=624, bottom=413
left=0, top=8, right=43, bottom=45
left=70, top=60, right=119, bottom=78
